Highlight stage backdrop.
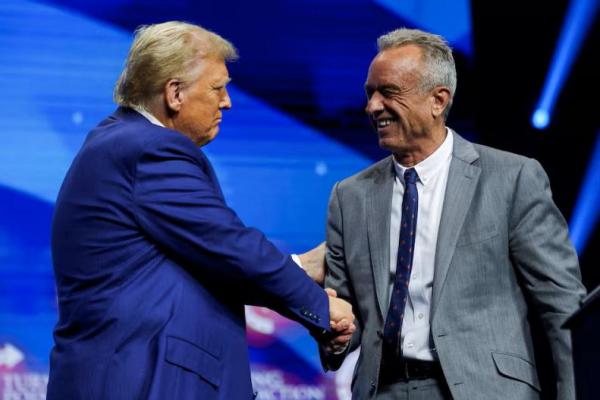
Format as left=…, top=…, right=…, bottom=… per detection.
left=0, top=0, right=472, bottom=398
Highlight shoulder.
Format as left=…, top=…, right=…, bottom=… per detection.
left=453, top=134, right=550, bottom=196
left=473, top=143, right=530, bottom=169
left=452, top=133, right=543, bottom=181
left=87, top=108, right=204, bottom=165
left=336, top=156, right=393, bottom=191
left=450, top=131, right=530, bottom=171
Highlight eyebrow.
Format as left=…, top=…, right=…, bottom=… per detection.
left=364, top=83, right=401, bottom=92
left=213, top=77, right=232, bottom=87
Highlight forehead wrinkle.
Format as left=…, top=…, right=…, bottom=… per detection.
left=210, top=75, right=231, bottom=86
left=366, top=66, right=419, bottom=93
left=371, top=45, right=425, bottom=88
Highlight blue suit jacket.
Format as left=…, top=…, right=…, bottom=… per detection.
left=47, top=108, right=330, bottom=399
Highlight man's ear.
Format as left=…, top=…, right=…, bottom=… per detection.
left=431, top=86, right=451, bottom=119
left=164, top=79, right=184, bottom=113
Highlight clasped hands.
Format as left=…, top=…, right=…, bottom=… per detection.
left=326, top=288, right=355, bottom=353
left=299, top=242, right=355, bottom=352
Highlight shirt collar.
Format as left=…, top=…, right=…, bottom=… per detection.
left=131, top=105, right=165, bottom=128
left=393, top=128, right=454, bottom=186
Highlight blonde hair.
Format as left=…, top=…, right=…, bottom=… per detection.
left=377, top=28, right=456, bottom=119
left=114, top=21, right=238, bottom=108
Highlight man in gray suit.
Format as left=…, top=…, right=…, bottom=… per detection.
left=320, top=28, right=586, bottom=399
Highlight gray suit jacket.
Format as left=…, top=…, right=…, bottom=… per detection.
left=322, top=132, right=586, bottom=399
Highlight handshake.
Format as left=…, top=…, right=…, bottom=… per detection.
left=299, top=242, right=355, bottom=353
left=325, top=288, right=355, bottom=353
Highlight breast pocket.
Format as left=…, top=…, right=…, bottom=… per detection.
left=165, top=335, right=223, bottom=388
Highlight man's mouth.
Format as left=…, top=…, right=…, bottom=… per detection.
left=376, top=118, right=395, bottom=128
left=371, top=116, right=397, bottom=131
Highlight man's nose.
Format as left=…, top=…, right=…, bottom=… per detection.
left=365, top=93, right=384, bottom=115
left=220, top=89, right=232, bottom=109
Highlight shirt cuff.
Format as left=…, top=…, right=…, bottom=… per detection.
left=333, top=343, right=350, bottom=355
left=291, top=254, right=304, bottom=270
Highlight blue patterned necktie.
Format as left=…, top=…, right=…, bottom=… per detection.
left=383, top=168, right=419, bottom=358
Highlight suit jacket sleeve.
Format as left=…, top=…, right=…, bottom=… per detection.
left=509, top=158, right=586, bottom=399
left=319, top=182, right=362, bottom=370
left=131, top=135, right=330, bottom=333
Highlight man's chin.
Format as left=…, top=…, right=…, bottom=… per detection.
left=196, top=128, right=219, bottom=147
left=379, top=137, right=411, bottom=155
left=378, top=137, right=397, bottom=152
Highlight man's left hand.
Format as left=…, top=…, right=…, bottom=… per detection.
left=299, top=242, right=326, bottom=284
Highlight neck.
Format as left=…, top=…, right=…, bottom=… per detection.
left=145, top=98, right=176, bottom=130
left=393, top=125, right=447, bottom=167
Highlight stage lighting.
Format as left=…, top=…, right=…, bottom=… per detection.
left=532, top=109, right=550, bottom=129
left=569, top=130, right=600, bottom=254
left=531, top=0, right=599, bottom=130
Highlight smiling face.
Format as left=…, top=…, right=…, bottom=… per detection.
left=172, top=56, right=232, bottom=146
left=365, top=45, right=447, bottom=163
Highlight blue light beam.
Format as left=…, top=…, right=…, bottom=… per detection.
left=531, top=0, right=600, bottom=129
left=569, top=130, right=600, bottom=254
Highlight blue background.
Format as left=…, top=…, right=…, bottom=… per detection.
left=0, top=0, right=597, bottom=398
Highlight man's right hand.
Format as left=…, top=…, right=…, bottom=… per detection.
left=326, top=288, right=355, bottom=353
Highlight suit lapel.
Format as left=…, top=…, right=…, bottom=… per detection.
left=367, top=157, right=395, bottom=319
left=431, top=133, right=480, bottom=319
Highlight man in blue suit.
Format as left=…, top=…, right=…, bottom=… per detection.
left=47, top=21, right=354, bottom=399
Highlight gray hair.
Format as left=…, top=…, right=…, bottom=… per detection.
left=114, top=21, right=238, bottom=108
left=377, top=28, right=456, bottom=119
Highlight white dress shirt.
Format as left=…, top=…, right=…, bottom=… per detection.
left=132, top=106, right=165, bottom=127
left=389, top=129, right=453, bottom=361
